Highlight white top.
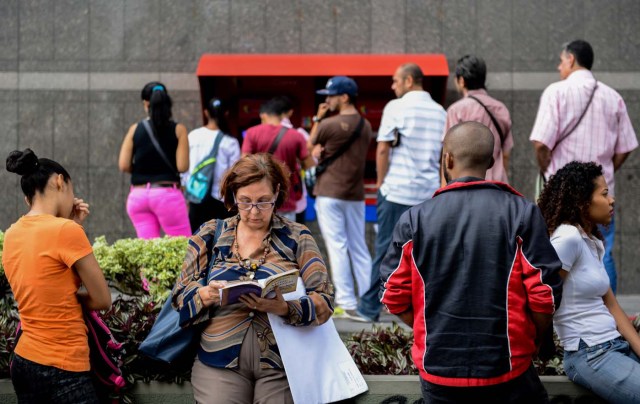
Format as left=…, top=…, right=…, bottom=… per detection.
left=378, top=90, right=446, bottom=206
left=551, top=224, right=620, bottom=351
left=181, top=127, right=240, bottom=200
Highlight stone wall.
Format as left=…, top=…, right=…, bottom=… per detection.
left=1, top=0, right=639, bottom=291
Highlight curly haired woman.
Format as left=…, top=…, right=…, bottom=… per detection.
left=538, top=161, right=640, bottom=403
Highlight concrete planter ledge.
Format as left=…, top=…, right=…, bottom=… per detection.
left=0, top=375, right=599, bottom=403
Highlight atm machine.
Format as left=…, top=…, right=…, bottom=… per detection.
left=196, top=54, right=449, bottom=221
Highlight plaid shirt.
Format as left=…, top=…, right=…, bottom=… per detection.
left=172, top=215, right=334, bottom=369
left=530, top=70, right=637, bottom=196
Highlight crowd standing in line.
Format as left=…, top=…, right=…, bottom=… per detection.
left=530, top=39, right=638, bottom=294
left=4, top=149, right=111, bottom=403
left=539, top=161, right=640, bottom=403
left=4, top=37, right=640, bottom=403
left=118, top=82, right=192, bottom=239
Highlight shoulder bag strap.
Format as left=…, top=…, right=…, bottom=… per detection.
left=467, top=95, right=506, bottom=146
left=539, top=82, right=598, bottom=183
left=268, top=127, right=288, bottom=154
left=551, top=82, right=598, bottom=153
left=195, top=219, right=223, bottom=280
left=318, top=117, right=365, bottom=173
left=207, top=133, right=225, bottom=181
left=141, top=119, right=179, bottom=176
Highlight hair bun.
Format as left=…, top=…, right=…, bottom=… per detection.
left=6, top=148, right=39, bottom=176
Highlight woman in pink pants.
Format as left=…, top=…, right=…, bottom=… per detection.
left=118, top=82, right=191, bottom=239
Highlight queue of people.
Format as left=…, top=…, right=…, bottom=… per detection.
left=3, top=38, right=639, bottom=403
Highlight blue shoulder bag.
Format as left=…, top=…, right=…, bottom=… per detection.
left=139, top=220, right=223, bottom=363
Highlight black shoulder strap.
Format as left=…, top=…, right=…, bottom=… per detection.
left=317, top=117, right=365, bottom=173
left=551, top=82, right=598, bottom=152
left=268, top=127, right=288, bottom=154
left=467, top=95, right=506, bottom=146
left=141, top=119, right=178, bottom=175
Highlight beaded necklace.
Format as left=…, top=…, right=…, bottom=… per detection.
left=233, top=224, right=271, bottom=279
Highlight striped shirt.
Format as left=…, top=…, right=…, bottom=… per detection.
left=172, top=215, right=334, bottom=369
left=444, top=89, right=513, bottom=183
left=530, top=70, right=638, bottom=196
left=378, top=90, right=446, bottom=206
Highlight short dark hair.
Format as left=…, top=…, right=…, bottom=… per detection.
left=455, top=55, right=486, bottom=90
left=220, top=153, right=290, bottom=212
left=538, top=161, right=603, bottom=239
left=400, top=63, right=424, bottom=86
left=259, top=99, right=280, bottom=116
left=271, top=96, right=293, bottom=115
left=563, top=40, right=594, bottom=70
left=6, top=148, right=71, bottom=205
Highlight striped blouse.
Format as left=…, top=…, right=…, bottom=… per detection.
left=172, top=215, right=334, bottom=369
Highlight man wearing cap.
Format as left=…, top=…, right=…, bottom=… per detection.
left=357, top=63, right=446, bottom=322
left=308, top=76, right=374, bottom=321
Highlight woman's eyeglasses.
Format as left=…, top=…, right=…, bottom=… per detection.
left=234, top=195, right=277, bottom=211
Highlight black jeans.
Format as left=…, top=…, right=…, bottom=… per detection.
left=10, top=354, right=99, bottom=404
left=188, top=196, right=232, bottom=233
left=420, top=364, right=549, bottom=404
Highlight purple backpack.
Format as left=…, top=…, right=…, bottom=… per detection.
left=84, top=310, right=126, bottom=392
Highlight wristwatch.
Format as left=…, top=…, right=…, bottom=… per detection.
left=312, top=115, right=322, bottom=123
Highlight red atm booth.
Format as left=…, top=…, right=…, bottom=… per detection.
left=195, top=54, right=449, bottom=221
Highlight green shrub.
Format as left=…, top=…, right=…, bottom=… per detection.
left=93, top=235, right=188, bottom=303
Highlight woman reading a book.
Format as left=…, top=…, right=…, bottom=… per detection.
left=172, top=153, right=334, bottom=404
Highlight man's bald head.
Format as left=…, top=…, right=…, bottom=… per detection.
left=443, top=122, right=495, bottom=172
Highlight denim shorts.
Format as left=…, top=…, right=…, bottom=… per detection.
left=564, top=337, right=640, bottom=403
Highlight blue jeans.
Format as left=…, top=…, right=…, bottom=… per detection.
left=358, top=192, right=411, bottom=321
left=598, top=215, right=616, bottom=293
left=564, top=337, right=640, bottom=403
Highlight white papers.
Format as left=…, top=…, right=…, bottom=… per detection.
left=267, top=279, right=368, bottom=404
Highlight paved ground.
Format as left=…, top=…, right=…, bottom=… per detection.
left=334, top=294, right=640, bottom=337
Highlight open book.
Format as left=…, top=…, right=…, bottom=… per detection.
left=219, top=269, right=300, bottom=306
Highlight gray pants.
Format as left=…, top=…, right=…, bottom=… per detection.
left=191, top=326, right=293, bottom=404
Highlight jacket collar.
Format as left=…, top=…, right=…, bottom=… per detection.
left=433, top=177, right=523, bottom=198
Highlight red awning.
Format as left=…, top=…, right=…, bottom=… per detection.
left=196, top=54, right=449, bottom=77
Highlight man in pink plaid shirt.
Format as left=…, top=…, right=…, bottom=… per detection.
left=530, top=39, right=638, bottom=293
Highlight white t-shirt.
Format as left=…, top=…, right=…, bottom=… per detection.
left=378, top=90, right=446, bottom=206
left=181, top=127, right=240, bottom=200
left=551, top=224, right=620, bottom=351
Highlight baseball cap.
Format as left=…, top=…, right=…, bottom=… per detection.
left=316, top=76, right=358, bottom=96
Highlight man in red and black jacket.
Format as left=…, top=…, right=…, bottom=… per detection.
left=380, top=122, right=563, bottom=403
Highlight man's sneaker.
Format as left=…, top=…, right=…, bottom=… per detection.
left=344, top=309, right=373, bottom=323
left=333, top=306, right=347, bottom=318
